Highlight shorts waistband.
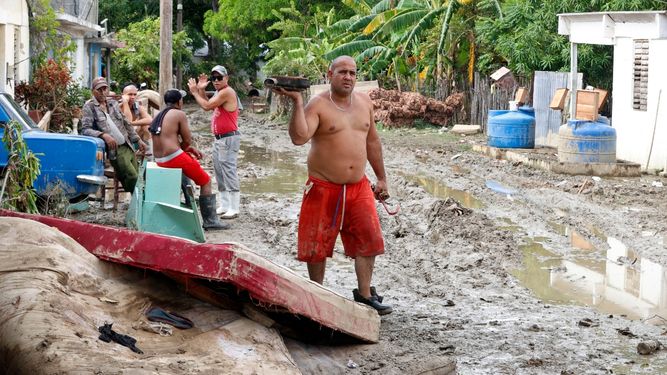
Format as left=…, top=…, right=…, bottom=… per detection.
left=307, top=175, right=368, bottom=189
left=214, top=130, right=240, bottom=139
left=155, top=148, right=184, bottom=163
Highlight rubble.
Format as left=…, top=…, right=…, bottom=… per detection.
left=369, top=88, right=464, bottom=127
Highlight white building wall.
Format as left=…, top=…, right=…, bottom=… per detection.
left=0, top=0, right=30, bottom=97
left=612, top=38, right=667, bottom=170
left=70, top=36, right=86, bottom=84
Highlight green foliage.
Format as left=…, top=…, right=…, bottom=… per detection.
left=112, top=17, right=191, bottom=88
left=28, top=0, right=76, bottom=67
left=204, top=0, right=349, bottom=82
left=476, top=0, right=665, bottom=88
left=1, top=120, right=40, bottom=214
left=14, top=60, right=84, bottom=133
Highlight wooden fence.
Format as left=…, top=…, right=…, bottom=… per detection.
left=418, top=72, right=531, bottom=132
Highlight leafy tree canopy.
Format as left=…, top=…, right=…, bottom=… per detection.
left=99, top=0, right=209, bottom=50
left=203, top=1, right=347, bottom=70
left=112, top=17, right=191, bottom=88
left=476, top=0, right=665, bottom=88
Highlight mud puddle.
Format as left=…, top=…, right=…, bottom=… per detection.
left=402, top=173, right=483, bottom=209
left=238, top=145, right=307, bottom=195
left=513, top=231, right=667, bottom=322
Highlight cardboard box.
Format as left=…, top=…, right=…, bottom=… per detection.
left=549, top=88, right=569, bottom=110
left=514, top=87, right=528, bottom=104
left=575, top=90, right=599, bottom=121
left=593, top=88, right=608, bottom=110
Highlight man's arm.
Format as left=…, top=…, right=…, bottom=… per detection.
left=132, top=104, right=152, bottom=126
left=364, top=94, right=388, bottom=197
left=116, top=102, right=141, bottom=144
left=188, top=77, right=227, bottom=111
left=177, top=112, right=203, bottom=159
left=80, top=102, right=102, bottom=138
left=274, top=89, right=320, bottom=145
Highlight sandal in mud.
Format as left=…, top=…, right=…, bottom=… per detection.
left=353, top=288, right=393, bottom=315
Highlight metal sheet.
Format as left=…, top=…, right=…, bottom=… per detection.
left=533, top=71, right=583, bottom=147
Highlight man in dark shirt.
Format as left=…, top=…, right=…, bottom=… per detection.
left=81, top=77, right=146, bottom=194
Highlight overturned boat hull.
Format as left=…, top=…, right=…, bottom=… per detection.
left=0, top=209, right=380, bottom=343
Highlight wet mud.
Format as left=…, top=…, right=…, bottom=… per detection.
left=73, top=103, right=667, bottom=374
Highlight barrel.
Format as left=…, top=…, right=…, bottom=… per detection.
left=487, top=107, right=536, bottom=148
left=558, top=117, right=616, bottom=163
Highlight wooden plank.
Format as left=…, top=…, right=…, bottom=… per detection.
left=0, top=209, right=381, bottom=343
left=575, top=90, right=599, bottom=121
left=549, top=88, right=569, bottom=110
left=310, top=80, right=379, bottom=96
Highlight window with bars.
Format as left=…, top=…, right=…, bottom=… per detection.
left=633, top=39, right=649, bottom=111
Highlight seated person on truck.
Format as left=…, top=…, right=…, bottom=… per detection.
left=81, top=77, right=146, bottom=195
left=149, top=89, right=229, bottom=230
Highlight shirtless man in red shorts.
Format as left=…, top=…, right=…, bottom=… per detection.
left=273, top=55, right=392, bottom=315
left=149, top=89, right=229, bottom=230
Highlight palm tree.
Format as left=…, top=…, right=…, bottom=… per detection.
left=325, top=0, right=503, bottom=86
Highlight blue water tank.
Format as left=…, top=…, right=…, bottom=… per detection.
left=487, top=107, right=536, bottom=148
left=558, top=117, right=616, bottom=163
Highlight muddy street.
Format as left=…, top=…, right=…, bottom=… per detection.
left=75, top=104, right=667, bottom=374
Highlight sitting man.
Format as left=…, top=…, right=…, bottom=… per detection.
left=81, top=77, right=146, bottom=194
left=120, top=84, right=153, bottom=155
left=149, top=89, right=229, bottom=230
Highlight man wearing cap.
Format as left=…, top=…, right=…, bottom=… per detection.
left=187, top=65, right=241, bottom=219
left=149, top=89, right=229, bottom=230
left=82, top=77, right=146, bottom=194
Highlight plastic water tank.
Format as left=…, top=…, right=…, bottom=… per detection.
left=558, top=117, right=616, bottom=163
left=487, top=107, right=535, bottom=148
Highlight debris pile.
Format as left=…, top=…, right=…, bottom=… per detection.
left=369, top=88, right=464, bottom=128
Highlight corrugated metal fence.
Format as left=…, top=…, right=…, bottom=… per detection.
left=419, top=72, right=530, bottom=132
left=533, top=71, right=582, bottom=147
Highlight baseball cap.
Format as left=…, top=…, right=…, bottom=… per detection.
left=211, top=65, right=228, bottom=76
left=164, top=89, right=187, bottom=104
left=91, top=77, right=109, bottom=90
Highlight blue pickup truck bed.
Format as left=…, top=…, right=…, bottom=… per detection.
left=0, top=93, right=107, bottom=200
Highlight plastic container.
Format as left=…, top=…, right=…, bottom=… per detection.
left=487, top=107, right=536, bottom=148
left=558, top=117, right=616, bottom=163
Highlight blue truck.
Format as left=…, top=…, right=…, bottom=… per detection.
left=0, top=92, right=107, bottom=201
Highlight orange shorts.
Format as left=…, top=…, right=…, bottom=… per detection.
left=156, top=151, right=211, bottom=187
left=297, top=175, right=384, bottom=263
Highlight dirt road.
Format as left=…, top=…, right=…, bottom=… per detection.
left=79, top=104, right=667, bottom=374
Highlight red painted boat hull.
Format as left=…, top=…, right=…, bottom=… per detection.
left=0, top=209, right=380, bottom=343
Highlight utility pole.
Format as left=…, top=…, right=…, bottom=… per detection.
left=176, top=0, right=183, bottom=90
left=159, top=0, right=173, bottom=107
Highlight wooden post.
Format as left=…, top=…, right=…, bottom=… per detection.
left=176, top=0, right=183, bottom=90
left=159, top=0, right=173, bottom=107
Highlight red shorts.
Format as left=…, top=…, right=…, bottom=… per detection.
left=157, top=151, right=210, bottom=187
left=297, top=175, right=384, bottom=263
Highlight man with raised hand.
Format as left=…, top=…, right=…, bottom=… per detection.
left=187, top=66, right=242, bottom=220
left=273, top=56, right=393, bottom=315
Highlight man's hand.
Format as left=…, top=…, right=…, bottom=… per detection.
left=372, top=180, right=389, bottom=201
left=186, top=146, right=203, bottom=160
left=102, top=133, right=117, bottom=150
left=271, top=87, right=302, bottom=101
left=187, top=77, right=199, bottom=95
left=197, top=73, right=209, bottom=90
left=137, top=139, right=147, bottom=154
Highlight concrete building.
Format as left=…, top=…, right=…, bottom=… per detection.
left=558, top=11, right=667, bottom=171
left=51, top=0, right=116, bottom=87
left=0, top=0, right=31, bottom=96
